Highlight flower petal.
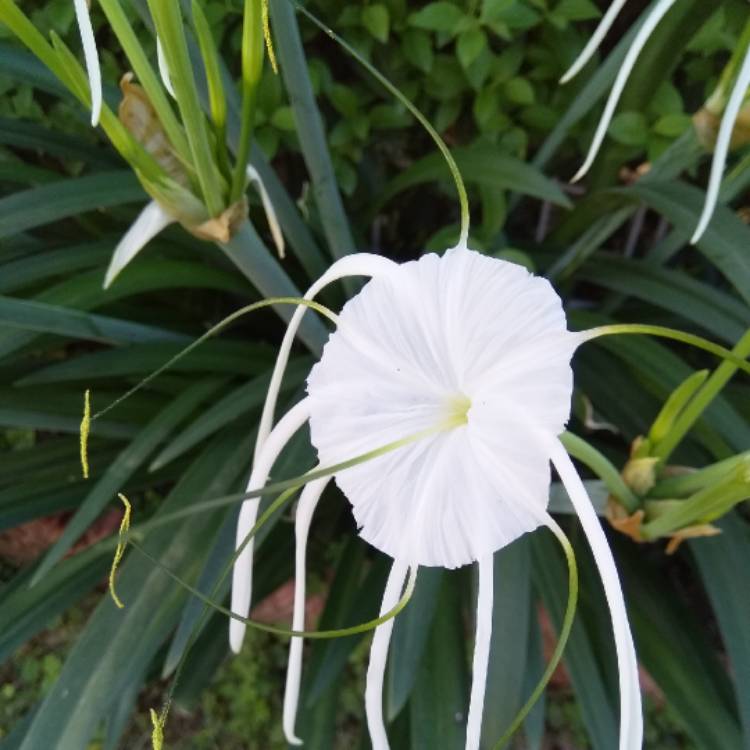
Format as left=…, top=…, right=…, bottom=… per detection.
left=229, top=399, right=311, bottom=654
left=72, top=0, right=102, bottom=126
left=548, top=438, right=643, bottom=750
left=283, top=476, right=329, bottom=746
left=103, top=201, right=173, bottom=289
left=255, top=253, right=398, bottom=463
left=559, top=0, right=628, bottom=84
left=156, top=36, right=176, bottom=98
left=465, top=554, right=494, bottom=750
left=572, top=0, right=679, bottom=183
left=366, top=559, right=410, bottom=750
left=307, top=248, right=575, bottom=567
left=691, top=41, right=750, bottom=243
left=246, top=164, right=285, bottom=259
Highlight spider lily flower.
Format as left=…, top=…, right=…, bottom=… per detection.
left=230, top=245, right=643, bottom=750
left=72, top=0, right=102, bottom=126
left=564, top=0, right=750, bottom=243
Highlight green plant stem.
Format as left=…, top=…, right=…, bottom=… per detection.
left=191, top=0, right=231, bottom=176
left=126, top=497, right=417, bottom=639
left=148, top=0, right=224, bottom=215
left=97, top=0, right=191, bottom=162
left=650, top=450, right=750, bottom=498
left=90, top=294, right=334, bottom=422
left=641, top=461, right=750, bottom=539
left=648, top=370, right=709, bottom=446
left=493, top=518, right=578, bottom=749
left=653, top=327, right=750, bottom=461
left=123, top=422, right=457, bottom=538
left=231, top=0, right=264, bottom=201
left=580, top=324, right=750, bottom=377
left=560, top=432, right=639, bottom=513
left=706, top=19, right=750, bottom=113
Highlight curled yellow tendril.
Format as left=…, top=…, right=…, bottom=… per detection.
left=262, top=0, right=278, bottom=73
left=79, top=389, right=91, bottom=479
left=109, top=493, right=132, bottom=609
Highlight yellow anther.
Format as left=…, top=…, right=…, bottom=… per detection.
left=109, top=493, right=132, bottom=609
left=441, top=393, right=472, bottom=429
left=262, top=0, right=278, bottom=74
left=80, top=389, right=91, bottom=479
left=150, top=707, right=166, bottom=750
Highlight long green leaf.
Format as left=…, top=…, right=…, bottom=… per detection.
left=480, top=537, right=532, bottom=748
left=386, top=567, right=443, bottom=720
left=0, top=241, right=112, bottom=294
left=532, top=532, right=618, bottom=750
left=408, top=573, right=468, bottom=749
left=304, top=545, right=388, bottom=704
left=0, top=544, right=111, bottom=663
left=0, top=116, right=120, bottom=168
left=0, top=295, right=189, bottom=349
left=17, top=340, right=272, bottom=386
left=269, top=0, right=356, bottom=263
left=579, top=255, right=748, bottom=344
left=218, top=221, right=328, bottom=353
left=627, top=181, right=750, bottom=306
left=0, top=171, right=145, bottom=241
left=690, top=514, right=750, bottom=749
left=149, top=359, right=308, bottom=470
left=622, top=539, right=742, bottom=750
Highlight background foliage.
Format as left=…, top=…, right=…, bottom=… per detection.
left=0, top=0, right=749, bottom=748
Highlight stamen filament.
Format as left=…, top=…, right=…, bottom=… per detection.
left=572, top=0, right=679, bottom=183
left=283, top=477, right=330, bottom=745
left=692, top=39, right=750, bottom=243
left=578, top=324, right=750, bottom=377
left=466, top=554, right=494, bottom=750
left=560, top=0, right=628, bottom=84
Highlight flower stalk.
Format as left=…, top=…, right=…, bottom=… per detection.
left=231, top=0, right=265, bottom=202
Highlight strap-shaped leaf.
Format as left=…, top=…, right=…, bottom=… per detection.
left=532, top=532, right=618, bottom=750
left=579, top=255, right=748, bottom=344
left=621, top=537, right=743, bottom=750
left=409, top=573, right=468, bottom=750
left=628, top=181, right=750, bottom=306
left=386, top=567, right=443, bottom=720
left=0, top=171, right=145, bottom=241
left=480, top=537, right=532, bottom=747
left=690, top=514, right=750, bottom=748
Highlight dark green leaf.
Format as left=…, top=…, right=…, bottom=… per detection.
left=386, top=567, right=443, bottom=720
left=408, top=573, right=468, bottom=749
left=0, top=171, right=145, bottom=241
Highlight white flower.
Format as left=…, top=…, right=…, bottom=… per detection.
left=230, top=245, right=643, bottom=750
left=156, top=36, right=176, bottom=99
left=103, top=200, right=174, bottom=289
left=565, top=0, right=750, bottom=243
left=72, top=0, right=102, bottom=126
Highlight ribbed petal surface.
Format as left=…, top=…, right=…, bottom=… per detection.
left=307, top=247, right=575, bottom=567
